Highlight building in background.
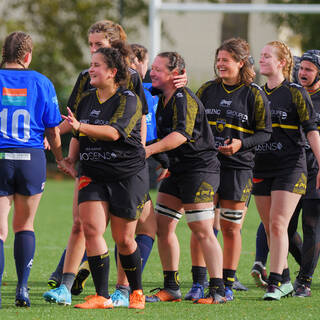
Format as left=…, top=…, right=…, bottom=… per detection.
left=128, top=0, right=300, bottom=88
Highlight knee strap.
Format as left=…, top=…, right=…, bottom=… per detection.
left=185, top=207, right=214, bottom=223
left=220, top=208, right=243, bottom=224
left=155, top=203, right=182, bottom=220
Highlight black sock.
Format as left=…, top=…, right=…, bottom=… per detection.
left=191, top=266, right=207, bottom=286
left=268, top=272, right=282, bottom=287
left=88, top=252, right=110, bottom=298
left=223, top=269, right=236, bottom=288
left=299, top=274, right=312, bottom=287
left=61, top=273, right=75, bottom=292
left=281, top=268, right=290, bottom=283
left=163, top=271, right=180, bottom=290
left=119, top=247, right=142, bottom=291
left=209, top=278, right=225, bottom=297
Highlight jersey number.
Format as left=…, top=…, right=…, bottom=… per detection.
left=0, top=108, right=31, bottom=142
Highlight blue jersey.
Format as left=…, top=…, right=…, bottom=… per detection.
left=143, top=82, right=158, bottom=143
left=0, top=69, right=61, bottom=149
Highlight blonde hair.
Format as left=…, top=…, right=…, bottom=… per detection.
left=267, top=41, right=293, bottom=81
left=88, top=20, right=127, bottom=44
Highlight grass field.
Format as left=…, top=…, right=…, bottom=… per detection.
left=1, top=179, right=320, bottom=319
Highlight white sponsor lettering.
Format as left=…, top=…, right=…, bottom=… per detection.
left=255, top=142, right=283, bottom=152
left=219, top=99, right=232, bottom=107
left=1, top=152, right=31, bottom=160
left=80, top=152, right=117, bottom=161
left=94, top=119, right=109, bottom=125
left=205, top=108, right=221, bottom=115
left=226, top=109, right=248, bottom=122
left=272, top=109, right=287, bottom=120
left=90, top=109, right=101, bottom=117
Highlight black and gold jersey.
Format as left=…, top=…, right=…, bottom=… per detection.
left=254, top=80, right=317, bottom=178
left=197, top=80, right=271, bottom=170
left=74, top=87, right=145, bottom=182
left=305, top=88, right=320, bottom=171
left=67, top=67, right=148, bottom=115
left=156, top=87, right=219, bottom=174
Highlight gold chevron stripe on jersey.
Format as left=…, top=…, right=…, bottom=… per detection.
left=222, top=82, right=244, bottom=94
left=173, top=89, right=198, bottom=137
left=252, top=86, right=269, bottom=130
left=290, top=86, right=310, bottom=122
left=208, top=121, right=254, bottom=134
left=109, top=94, right=142, bottom=137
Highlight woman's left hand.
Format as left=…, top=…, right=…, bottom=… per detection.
left=57, top=158, right=77, bottom=178
left=145, top=145, right=152, bottom=159
left=218, top=138, right=242, bottom=156
left=61, top=107, right=80, bottom=131
left=173, top=69, right=187, bottom=88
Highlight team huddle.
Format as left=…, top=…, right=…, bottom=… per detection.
left=1, top=18, right=320, bottom=311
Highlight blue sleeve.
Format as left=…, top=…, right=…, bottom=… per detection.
left=144, top=85, right=159, bottom=143
left=42, top=79, right=62, bottom=128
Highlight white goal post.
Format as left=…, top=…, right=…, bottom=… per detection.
left=149, top=0, right=320, bottom=61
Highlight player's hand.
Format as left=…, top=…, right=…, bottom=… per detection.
left=218, top=138, right=242, bottom=156
left=173, top=69, right=187, bottom=88
left=61, top=107, right=80, bottom=131
left=156, top=166, right=170, bottom=181
left=145, top=145, right=152, bottom=159
left=57, top=158, right=77, bottom=178
left=43, top=137, right=51, bottom=150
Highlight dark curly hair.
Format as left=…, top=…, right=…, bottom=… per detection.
left=94, top=40, right=129, bottom=85
left=131, top=44, right=148, bottom=63
left=157, top=51, right=185, bottom=74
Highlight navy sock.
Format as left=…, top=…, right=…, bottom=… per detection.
left=0, top=240, right=4, bottom=287
left=14, top=231, right=35, bottom=288
left=135, top=234, right=154, bottom=272
left=52, top=249, right=66, bottom=280
left=213, top=228, right=219, bottom=237
left=255, top=222, right=269, bottom=265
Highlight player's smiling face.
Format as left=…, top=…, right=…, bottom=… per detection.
left=150, top=56, right=173, bottom=90
left=89, top=53, right=116, bottom=88
left=259, top=45, right=283, bottom=77
left=216, top=50, right=243, bottom=85
left=298, top=60, right=319, bottom=88
left=88, top=32, right=111, bottom=55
